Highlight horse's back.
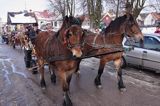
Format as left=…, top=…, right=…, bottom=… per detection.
left=34, top=31, right=54, bottom=56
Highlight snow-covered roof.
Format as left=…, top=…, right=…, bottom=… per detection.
left=7, top=12, right=37, bottom=24
left=34, top=10, right=55, bottom=21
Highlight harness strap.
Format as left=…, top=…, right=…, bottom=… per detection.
left=45, top=48, right=124, bottom=62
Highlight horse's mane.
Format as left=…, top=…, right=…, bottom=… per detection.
left=71, top=16, right=82, bottom=26
left=45, top=32, right=64, bottom=57
left=60, top=16, right=82, bottom=30
left=104, top=15, right=128, bottom=33
left=55, top=15, right=82, bottom=39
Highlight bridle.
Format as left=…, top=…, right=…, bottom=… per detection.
left=65, top=30, right=85, bottom=49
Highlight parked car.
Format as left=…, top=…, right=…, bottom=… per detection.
left=122, top=33, right=160, bottom=73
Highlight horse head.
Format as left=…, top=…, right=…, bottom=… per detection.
left=123, top=13, right=143, bottom=41
left=63, top=25, right=85, bottom=58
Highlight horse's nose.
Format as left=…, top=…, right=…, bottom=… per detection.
left=71, top=48, right=82, bottom=58
left=135, top=32, right=144, bottom=41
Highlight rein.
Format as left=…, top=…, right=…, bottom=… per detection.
left=46, top=48, right=124, bottom=62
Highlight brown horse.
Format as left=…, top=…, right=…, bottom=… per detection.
left=33, top=16, right=85, bottom=105
left=38, top=15, right=85, bottom=83
left=76, top=13, right=143, bottom=91
left=24, top=15, right=85, bottom=73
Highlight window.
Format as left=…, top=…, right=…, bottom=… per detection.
left=124, top=39, right=141, bottom=48
left=54, top=21, right=57, bottom=27
left=144, top=36, right=160, bottom=51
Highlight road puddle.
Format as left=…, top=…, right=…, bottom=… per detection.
left=0, top=58, right=27, bottom=84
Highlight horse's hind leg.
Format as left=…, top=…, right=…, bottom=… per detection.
left=94, top=58, right=106, bottom=88
left=114, top=58, right=126, bottom=92
left=49, top=64, right=56, bottom=84
left=58, top=71, right=73, bottom=106
left=38, top=59, right=46, bottom=89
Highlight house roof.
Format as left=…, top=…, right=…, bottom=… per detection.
left=151, top=12, right=160, bottom=20
left=7, top=11, right=37, bottom=25
left=137, top=13, right=148, bottom=21
left=34, top=10, right=55, bottom=21
left=101, top=12, right=115, bottom=21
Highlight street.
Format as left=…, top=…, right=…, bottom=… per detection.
left=0, top=43, right=160, bottom=106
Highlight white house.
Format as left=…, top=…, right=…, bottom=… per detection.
left=34, top=10, right=55, bottom=29
left=144, top=12, right=160, bottom=26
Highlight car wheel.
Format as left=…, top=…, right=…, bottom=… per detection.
left=121, top=56, right=127, bottom=68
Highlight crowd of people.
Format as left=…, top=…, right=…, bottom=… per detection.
left=0, top=22, right=54, bottom=45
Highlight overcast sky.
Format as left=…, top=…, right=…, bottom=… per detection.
left=0, top=0, right=48, bottom=22
left=0, top=0, right=159, bottom=22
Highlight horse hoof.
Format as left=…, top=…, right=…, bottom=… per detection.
left=120, top=88, right=127, bottom=92
left=94, top=78, right=101, bottom=87
left=41, top=86, right=46, bottom=90
left=32, top=70, right=38, bottom=74
left=97, top=85, right=102, bottom=89
left=63, top=100, right=72, bottom=106
left=40, top=80, right=46, bottom=89
left=51, top=75, right=56, bottom=84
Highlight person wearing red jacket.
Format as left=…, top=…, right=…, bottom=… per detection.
left=154, top=25, right=160, bottom=34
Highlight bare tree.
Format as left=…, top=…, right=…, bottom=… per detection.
left=48, top=0, right=76, bottom=18
left=66, top=0, right=76, bottom=16
left=82, top=0, right=102, bottom=28
left=126, top=0, right=146, bottom=18
left=48, top=0, right=66, bottom=18
left=104, top=0, right=146, bottom=18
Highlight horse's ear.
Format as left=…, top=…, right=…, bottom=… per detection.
left=64, top=15, right=69, bottom=21
left=77, top=15, right=85, bottom=25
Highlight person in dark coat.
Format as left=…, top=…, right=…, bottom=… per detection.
left=25, top=25, right=36, bottom=44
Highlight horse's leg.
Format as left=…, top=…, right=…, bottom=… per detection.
left=20, top=39, right=23, bottom=50
left=13, top=39, right=16, bottom=49
left=75, top=59, right=81, bottom=75
left=114, top=58, right=126, bottom=91
left=38, top=59, right=46, bottom=89
left=49, top=64, right=56, bottom=84
left=58, top=71, right=73, bottom=106
left=94, top=58, right=106, bottom=88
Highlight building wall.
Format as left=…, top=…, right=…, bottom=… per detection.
left=144, top=14, right=156, bottom=26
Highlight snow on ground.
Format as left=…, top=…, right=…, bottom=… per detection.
left=141, top=27, right=156, bottom=34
